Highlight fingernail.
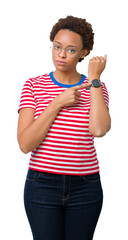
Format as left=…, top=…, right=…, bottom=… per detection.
left=86, top=86, right=90, bottom=90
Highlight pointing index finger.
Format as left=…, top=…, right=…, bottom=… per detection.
left=72, top=83, right=88, bottom=90
left=72, top=83, right=92, bottom=90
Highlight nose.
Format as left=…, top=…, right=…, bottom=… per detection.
left=59, top=48, right=67, bottom=58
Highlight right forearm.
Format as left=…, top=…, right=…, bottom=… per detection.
left=19, top=98, right=61, bottom=154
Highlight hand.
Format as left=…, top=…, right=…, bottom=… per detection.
left=88, top=55, right=107, bottom=82
left=54, top=83, right=92, bottom=108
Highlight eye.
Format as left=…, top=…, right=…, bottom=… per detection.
left=67, top=48, right=76, bottom=54
left=54, top=44, right=61, bottom=50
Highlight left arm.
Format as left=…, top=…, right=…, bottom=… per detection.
left=88, top=55, right=111, bottom=137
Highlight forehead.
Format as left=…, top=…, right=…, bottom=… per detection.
left=54, top=29, right=83, bottom=46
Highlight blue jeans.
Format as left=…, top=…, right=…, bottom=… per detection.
left=24, top=169, right=103, bottom=240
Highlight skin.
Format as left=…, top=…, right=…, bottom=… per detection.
left=17, top=29, right=111, bottom=154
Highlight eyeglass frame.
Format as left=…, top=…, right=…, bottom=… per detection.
left=51, top=43, right=84, bottom=58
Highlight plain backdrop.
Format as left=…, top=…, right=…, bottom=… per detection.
left=0, top=0, right=128, bottom=239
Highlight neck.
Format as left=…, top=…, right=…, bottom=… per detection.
left=53, top=70, right=82, bottom=85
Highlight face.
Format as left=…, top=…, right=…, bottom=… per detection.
left=52, top=29, right=88, bottom=72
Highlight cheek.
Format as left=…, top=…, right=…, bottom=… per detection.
left=52, top=54, right=59, bottom=68
left=69, top=55, right=80, bottom=65
left=52, top=54, right=55, bottom=63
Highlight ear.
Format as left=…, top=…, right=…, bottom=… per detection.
left=80, top=49, right=89, bottom=58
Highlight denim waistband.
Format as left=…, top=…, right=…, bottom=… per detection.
left=28, top=168, right=100, bottom=179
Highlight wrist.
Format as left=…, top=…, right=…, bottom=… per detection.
left=86, top=78, right=101, bottom=90
left=52, top=96, right=63, bottom=111
left=88, top=75, right=100, bottom=82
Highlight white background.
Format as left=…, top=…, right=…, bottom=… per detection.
left=0, top=0, right=128, bottom=239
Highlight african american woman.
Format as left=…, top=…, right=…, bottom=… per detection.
left=17, top=15, right=111, bottom=240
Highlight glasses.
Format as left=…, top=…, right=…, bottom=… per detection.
left=51, top=43, right=83, bottom=58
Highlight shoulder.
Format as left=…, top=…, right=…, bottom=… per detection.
left=82, top=75, right=89, bottom=84
left=28, top=73, right=50, bottom=85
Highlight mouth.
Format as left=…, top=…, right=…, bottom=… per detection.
left=56, top=60, right=67, bottom=66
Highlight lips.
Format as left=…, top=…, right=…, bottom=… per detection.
left=56, top=60, right=67, bottom=66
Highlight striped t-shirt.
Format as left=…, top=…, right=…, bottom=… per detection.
left=18, top=72, right=109, bottom=176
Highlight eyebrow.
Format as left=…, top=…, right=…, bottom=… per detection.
left=54, top=41, right=77, bottom=48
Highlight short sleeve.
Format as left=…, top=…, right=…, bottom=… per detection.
left=18, top=79, right=36, bottom=113
left=101, top=82, right=109, bottom=109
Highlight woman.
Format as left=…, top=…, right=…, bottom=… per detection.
left=17, top=16, right=111, bottom=240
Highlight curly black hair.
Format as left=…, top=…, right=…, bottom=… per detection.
left=50, top=15, right=94, bottom=62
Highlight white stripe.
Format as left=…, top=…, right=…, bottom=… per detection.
left=21, top=92, right=33, bottom=97
left=51, top=124, right=88, bottom=130
left=29, top=163, right=99, bottom=173
left=45, top=134, right=92, bottom=139
left=46, top=131, right=91, bottom=137
left=56, top=116, right=89, bottom=121
left=54, top=118, right=89, bottom=125
left=20, top=99, right=35, bottom=103
left=44, top=137, right=93, bottom=143
left=33, top=151, right=96, bottom=161
left=53, top=120, right=88, bottom=126
left=30, top=158, right=97, bottom=165
left=57, top=112, right=89, bottom=117
left=30, top=160, right=98, bottom=170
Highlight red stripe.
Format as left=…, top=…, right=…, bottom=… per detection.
left=34, top=143, right=94, bottom=150
left=29, top=162, right=99, bottom=171
left=31, top=147, right=95, bottom=154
